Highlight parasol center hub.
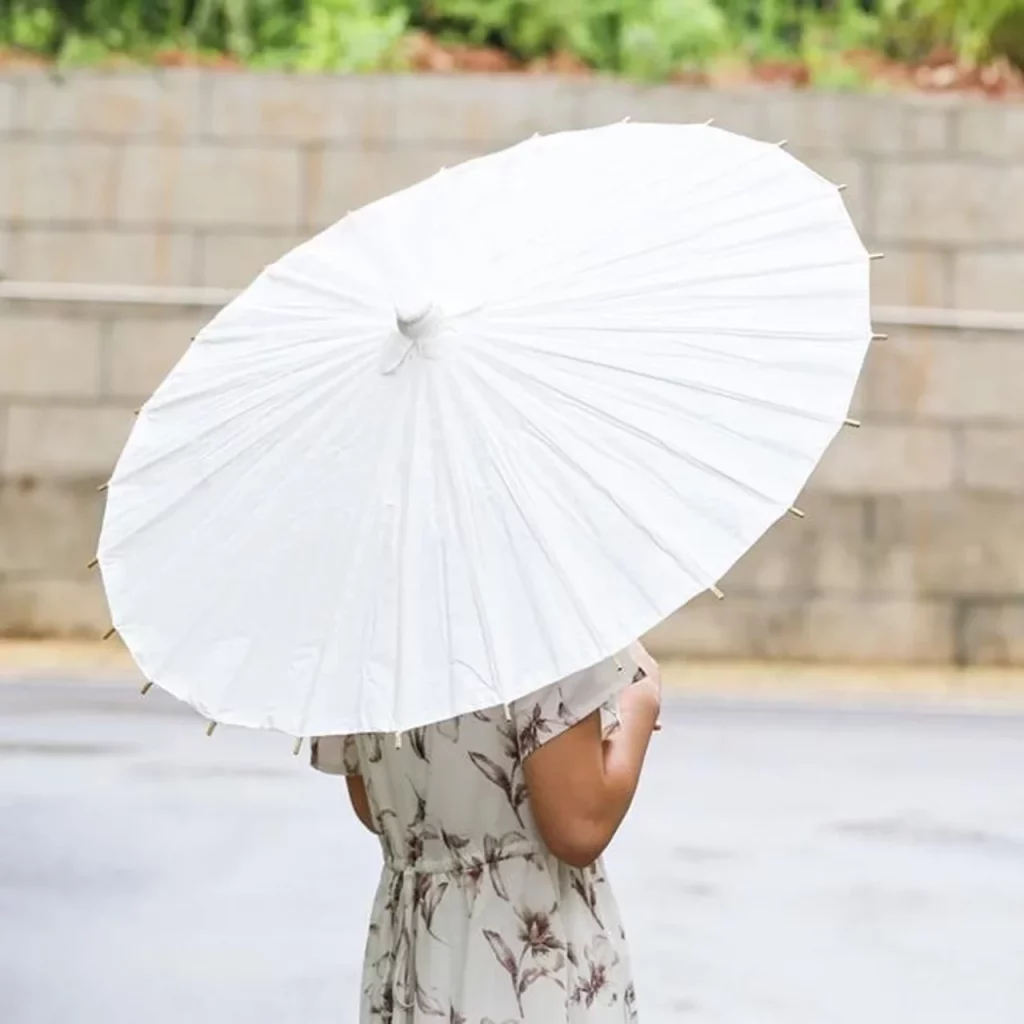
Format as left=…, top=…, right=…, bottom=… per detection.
left=395, top=301, right=442, bottom=345
left=380, top=301, right=446, bottom=374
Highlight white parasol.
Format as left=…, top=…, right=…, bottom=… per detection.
left=98, top=121, right=878, bottom=738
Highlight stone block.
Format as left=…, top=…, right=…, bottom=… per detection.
left=0, top=140, right=121, bottom=224
left=9, top=227, right=194, bottom=286
left=0, top=314, right=102, bottom=398
left=2, top=404, right=135, bottom=480
left=961, top=427, right=1024, bottom=492
left=858, top=327, right=930, bottom=419
left=206, top=73, right=395, bottom=143
left=859, top=496, right=919, bottom=596
left=116, top=144, right=303, bottom=229
left=898, top=97, right=957, bottom=153
left=961, top=601, right=1024, bottom=666
left=648, top=593, right=954, bottom=663
left=0, top=76, right=19, bottom=133
left=796, top=152, right=869, bottom=229
left=861, top=328, right=1024, bottom=423
left=0, top=478, right=103, bottom=573
left=0, top=225, right=11, bottom=273
left=19, top=70, right=203, bottom=138
left=302, top=145, right=487, bottom=229
left=105, top=314, right=207, bottom=399
left=806, top=596, right=955, bottom=662
left=952, top=251, right=1024, bottom=312
left=867, top=493, right=1024, bottom=597
left=197, top=231, right=305, bottom=287
left=872, top=160, right=1024, bottom=245
left=808, top=423, right=956, bottom=494
left=757, top=93, right=951, bottom=155
left=0, top=577, right=110, bottom=638
left=392, top=75, right=581, bottom=143
left=644, top=593, right=749, bottom=658
left=722, top=494, right=866, bottom=594
left=870, top=247, right=950, bottom=308
left=954, top=102, right=1024, bottom=158
left=576, top=83, right=762, bottom=135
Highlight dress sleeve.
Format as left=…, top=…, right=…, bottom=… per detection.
left=309, top=735, right=361, bottom=776
left=513, top=650, right=636, bottom=759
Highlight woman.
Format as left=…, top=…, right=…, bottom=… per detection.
left=312, top=642, right=662, bottom=1023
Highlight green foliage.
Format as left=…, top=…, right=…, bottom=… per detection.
left=3, top=2, right=60, bottom=51
left=1, top=0, right=1022, bottom=76
left=990, top=4, right=1024, bottom=68
left=291, top=0, right=407, bottom=71
left=911, top=0, right=1021, bottom=63
left=875, top=0, right=1024, bottom=63
left=395, top=0, right=729, bottom=79
left=619, top=0, right=729, bottom=79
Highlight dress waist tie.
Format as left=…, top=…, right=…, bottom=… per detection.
left=383, top=840, right=548, bottom=1017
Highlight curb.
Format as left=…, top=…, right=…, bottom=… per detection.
left=2, top=640, right=1023, bottom=708
left=0, top=639, right=138, bottom=679
left=660, top=658, right=1024, bottom=695
left=658, top=659, right=1024, bottom=713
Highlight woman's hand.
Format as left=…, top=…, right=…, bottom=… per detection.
left=627, top=641, right=662, bottom=730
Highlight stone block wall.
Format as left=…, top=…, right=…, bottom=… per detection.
left=1, top=70, right=1022, bottom=664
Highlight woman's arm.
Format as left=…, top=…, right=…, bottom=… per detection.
left=346, top=775, right=377, bottom=834
left=522, top=648, right=662, bottom=868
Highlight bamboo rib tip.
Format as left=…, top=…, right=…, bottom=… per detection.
left=836, top=183, right=849, bottom=192
left=292, top=737, right=304, bottom=756
left=869, top=252, right=886, bottom=261
left=788, top=506, right=806, bottom=519
left=844, top=418, right=862, bottom=428
left=394, top=732, right=403, bottom=750
left=704, top=117, right=715, bottom=126
left=102, top=627, right=116, bottom=641
left=776, top=139, right=789, bottom=148
left=872, top=332, right=889, bottom=341
left=205, top=721, right=218, bottom=737
left=710, top=585, right=725, bottom=600
left=97, top=482, right=109, bottom=493
left=140, top=681, right=153, bottom=696
left=87, top=557, right=98, bottom=569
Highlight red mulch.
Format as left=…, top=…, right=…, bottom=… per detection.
left=403, top=32, right=1024, bottom=98
left=1, top=35, right=1021, bottom=99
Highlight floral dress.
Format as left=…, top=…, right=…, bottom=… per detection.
left=311, top=652, right=640, bottom=1024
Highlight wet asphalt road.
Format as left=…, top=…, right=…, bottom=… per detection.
left=1, top=677, right=1023, bottom=1024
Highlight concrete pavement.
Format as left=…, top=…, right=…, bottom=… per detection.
left=1, top=674, right=1023, bottom=1023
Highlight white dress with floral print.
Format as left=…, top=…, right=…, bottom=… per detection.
left=312, top=653, right=641, bottom=1024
